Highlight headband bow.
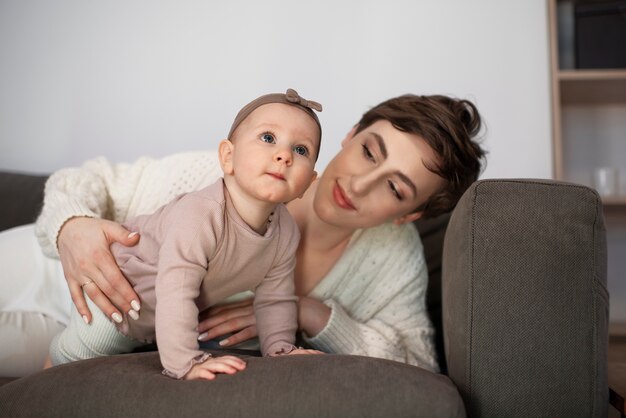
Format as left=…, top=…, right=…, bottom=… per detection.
left=227, top=88, right=323, bottom=160
left=285, top=88, right=323, bottom=112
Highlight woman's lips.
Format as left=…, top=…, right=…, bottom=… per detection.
left=332, top=181, right=356, bottom=210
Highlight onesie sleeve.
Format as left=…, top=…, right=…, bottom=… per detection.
left=253, top=207, right=299, bottom=356
left=303, top=224, right=439, bottom=372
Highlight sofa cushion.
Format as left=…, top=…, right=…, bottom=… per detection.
left=0, top=351, right=464, bottom=417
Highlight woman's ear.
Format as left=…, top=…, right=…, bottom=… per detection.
left=392, top=211, right=423, bottom=225
left=340, top=125, right=359, bottom=148
left=218, top=140, right=234, bottom=175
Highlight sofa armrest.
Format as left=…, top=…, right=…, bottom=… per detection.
left=0, top=171, right=48, bottom=232
left=443, top=179, right=609, bottom=416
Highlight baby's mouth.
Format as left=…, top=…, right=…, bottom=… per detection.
left=267, top=172, right=286, bottom=181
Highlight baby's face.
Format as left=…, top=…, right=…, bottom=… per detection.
left=228, top=103, right=319, bottom=203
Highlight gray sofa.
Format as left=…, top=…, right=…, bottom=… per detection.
left=0, top=172, right=609, bottom=417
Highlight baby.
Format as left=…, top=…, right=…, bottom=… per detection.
left=49, top=89, right=322, bottom=380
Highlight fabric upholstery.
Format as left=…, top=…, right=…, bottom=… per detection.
left=443, top=179, right=609, bottom=417
left=0, top=351, right=464, bottom=417
left=0, top=171, right=47, bottom=232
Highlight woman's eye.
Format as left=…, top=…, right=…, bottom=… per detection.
left=293, top=145, right=309, bottom=156
left=261, top=133, right=275, bottom=143
left=362, top=144, right=375, bottom=162
left=388, top=180, right=403, bottom=200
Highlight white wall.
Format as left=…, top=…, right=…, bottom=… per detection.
left=0, top=0, right=552, bottom=178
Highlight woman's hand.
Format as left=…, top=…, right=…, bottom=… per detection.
left=57, top=216, right=141, bottom=324
left=197, top=296, right=333, bottom=345
left=183, top=356, right=246, bottom=381
left=197, top=298, right=257, bottom=346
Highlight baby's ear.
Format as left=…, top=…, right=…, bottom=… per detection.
left=218, top=140, right=234, bottom=174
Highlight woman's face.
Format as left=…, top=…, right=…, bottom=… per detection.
left=313, top=120, right=445, bottom=229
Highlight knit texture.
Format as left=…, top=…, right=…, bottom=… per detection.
left=306, top=223, right=438, bottom=372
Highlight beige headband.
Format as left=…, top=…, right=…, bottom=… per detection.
left=227, top=88, right=323, bottom=159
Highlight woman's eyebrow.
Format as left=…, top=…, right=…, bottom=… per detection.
left=396, top=171, right=417, bottom=197
left=370, top=132, right=417, bottom=196
left=370, top=132, right=388, bottom=159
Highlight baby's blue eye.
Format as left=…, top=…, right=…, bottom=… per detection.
left=293, top=145, right=309, bottom=156
left=261, top=133, right=275, bottom=143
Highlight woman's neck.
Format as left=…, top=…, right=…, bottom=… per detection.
left=287, top=180, right=356, bottom=252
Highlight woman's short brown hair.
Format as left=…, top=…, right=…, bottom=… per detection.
left=355, top=94, right=486, bottom=218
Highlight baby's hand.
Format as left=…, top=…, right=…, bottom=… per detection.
left=183, top=355, right=246, bottom=381
left=286, top=348, right=324, bottom=356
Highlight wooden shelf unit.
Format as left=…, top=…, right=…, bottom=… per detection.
left=548, top=0, right=626, bottom=337
left=548, top=0, right=626, bottom=182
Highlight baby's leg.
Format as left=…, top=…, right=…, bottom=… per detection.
left=49, top=297, right=143, bottom=365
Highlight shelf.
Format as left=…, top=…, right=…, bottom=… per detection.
left=603, top=197, right=626, bottom=207
left=611, top=322, right=626, bottom=337
left=558, top=69, right=626, bottom=81
left=550, top=0, right=626, bottom=332
left=559, top=76, right=626, bottom=105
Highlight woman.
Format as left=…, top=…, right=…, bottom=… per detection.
left=0, top=93, right=485, bottom=377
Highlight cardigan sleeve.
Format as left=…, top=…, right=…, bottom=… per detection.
left=303, top=223, right=439, bottom=373
left=34, top=156, right=153, bottom=258
left=34, top=151, right=222, bottom=259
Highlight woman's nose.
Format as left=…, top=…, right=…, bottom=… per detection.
left=351, top=171, right=378, bottom=196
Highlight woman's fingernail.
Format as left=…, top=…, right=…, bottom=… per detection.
left=219, top=339, right=229, bottom=346
left=82, top=315, right=90, bottom=325
left=198, top=332, right=208, bottom=341
left=111, top=312, right=123, bottom=323
left=131, top=300, right=141, bottom=311
left=128, top=232, right=138, bottom=239
left=128, top=309, right=139, bottom=320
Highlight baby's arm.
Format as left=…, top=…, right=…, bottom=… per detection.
left=252, top=216, right=301, bottom=356
left=154, top=195, right=248, bottom=379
